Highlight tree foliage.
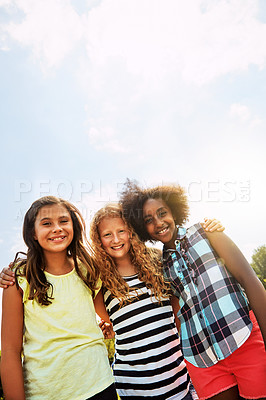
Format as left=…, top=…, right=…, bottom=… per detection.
left=104, top=338, right=115, bottom=365
left=251, top=245, right=266, bottom=289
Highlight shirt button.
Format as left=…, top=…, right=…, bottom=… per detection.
left=199, top=314, right=203, bottom=319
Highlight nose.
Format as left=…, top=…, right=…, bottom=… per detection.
left=52, top=224, right=62, bottom=233
left=154, top=215, right=163, bottom=228
left=112, top=233, right=120, bottom=243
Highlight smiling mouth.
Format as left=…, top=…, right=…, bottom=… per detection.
left=111, top=244, right=124, bottom=250
left=157, top=227, right=168, bottom=235
left=49, top=236, right=66, bottom=242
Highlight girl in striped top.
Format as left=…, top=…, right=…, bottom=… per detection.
left=90, top=203, right=206, bottom=400
left=0, top=202, right=221, bottom=399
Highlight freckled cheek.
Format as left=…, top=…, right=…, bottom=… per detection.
left=101, top=239, right=110, bottom=251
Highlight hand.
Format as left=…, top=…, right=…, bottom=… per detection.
left=99, top=319, right=115, bottom=340
left=202, top=218, right=225, bottom=232
left=0, top=265, right=15, bottom=289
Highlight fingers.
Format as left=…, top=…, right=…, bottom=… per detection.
left=99, top=319, right=115, bottom=339
left=3, top=267, right=15, bottom=277
left=203, top=218, right=225, bottom=232
left=99, top=320, right=110, bottom=338
left=0, top=267, right=15, bottom=289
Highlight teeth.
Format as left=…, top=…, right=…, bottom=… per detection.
left=51, top=237, right=65, bottom=241
left=112, top=245, right=123, bottom=249
left=158, top=228, right=167, bottom=234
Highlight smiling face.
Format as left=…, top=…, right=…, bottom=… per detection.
left=143, top=198, right=177, bottom=249
left=98, top=217, right=131, bottom=263
left=34, top=204, right=74, bottom=256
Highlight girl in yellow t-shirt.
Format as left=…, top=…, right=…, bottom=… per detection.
left=1, top=196, right=116, bottom=400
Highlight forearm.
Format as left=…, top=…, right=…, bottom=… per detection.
left=1, top=284, right=25, bottom=399
left=170, top=295, right=181, bottom=332
left=93, top=289, right=111, bottom=323
left=206, top=231, right=266, bottom=347
left=1, top=350, right=25, bottom=400
left=240, top=274, right=266, bottom=346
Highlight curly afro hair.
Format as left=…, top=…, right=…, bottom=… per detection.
left=120, top=179, right=189, bottom=242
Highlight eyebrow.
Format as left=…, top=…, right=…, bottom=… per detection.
left=144, top=207, right=166, bottom=218
left=39, top=215, right=70, bottom=222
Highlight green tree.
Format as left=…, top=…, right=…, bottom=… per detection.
left=104, top=338, right=115, bottom=365
left=251, top=245, right=266, bottom=289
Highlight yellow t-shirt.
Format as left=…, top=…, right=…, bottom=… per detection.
left=18, top=267, right=114, bottom=400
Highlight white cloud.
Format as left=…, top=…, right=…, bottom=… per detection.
left=85, top=0, right=266, bottom=85
left=0, top=0, right=12, bottom=6
left=1, top=0, right=266, bottom=83
left=230, top=103, right=251, bottom=121
left=88, top=125, right=129, bottom=153
left=2, top=0, right=84, bottom=71
left=230, top=103, right=262, bottom=127
left=10, top=227, right=26, bottom=256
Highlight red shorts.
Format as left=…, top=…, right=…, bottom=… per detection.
left=186, top=312, right=266, bottom=400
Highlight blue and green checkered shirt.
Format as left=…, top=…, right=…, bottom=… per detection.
left=163, top=223, right=252, bottom=368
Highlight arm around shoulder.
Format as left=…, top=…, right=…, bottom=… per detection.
left=1, top=283, right=25, bottom=400
left=206, top=231, right=266, bottom=348
left=170, top=295, right=181, bottom=332
left=93, top=288, right=111, bottom=324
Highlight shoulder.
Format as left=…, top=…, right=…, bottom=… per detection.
left=77, top=262, right=88, bottom=278
left=15, top=265, right=28, bottom=289
left=184, top=223, right=206, bottom=239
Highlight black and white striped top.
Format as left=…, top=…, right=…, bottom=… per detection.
left=103, top=274, right=190, bottom=399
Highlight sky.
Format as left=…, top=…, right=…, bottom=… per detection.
left=1, top=0, right=266, bottom=275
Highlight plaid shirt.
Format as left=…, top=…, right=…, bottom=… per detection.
left=163, top=223, right=252, bottom=368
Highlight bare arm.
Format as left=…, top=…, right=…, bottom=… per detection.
left=0, top=266, right=15, bottom=288
left=93, top=289, right=111, bottom=324
left=206, top=231, right=266, bottom=347
left=170, top=295, right=181, bottom=332
left=93, top=289, right=115, bottom=339
left=1, top=284, right=25, bottom=400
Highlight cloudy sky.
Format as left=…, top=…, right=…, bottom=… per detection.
left=1, top=0, right=266, bottom=272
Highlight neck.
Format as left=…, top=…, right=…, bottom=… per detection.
left=43, top=251, right=74, bottom=275
left=115, top=256, right=137, bottom=277
left=164, top=226, right=178, bottom=250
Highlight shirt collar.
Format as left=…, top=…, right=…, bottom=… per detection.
left=162, top=225, right=187, bottom=260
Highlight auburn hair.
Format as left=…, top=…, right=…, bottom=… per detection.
left=90, top=203, right=169, bottom=306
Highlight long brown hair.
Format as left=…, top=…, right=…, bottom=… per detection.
left=90, top=203, right=169, bottom=306
left=15, top=196, right=99, bottom=306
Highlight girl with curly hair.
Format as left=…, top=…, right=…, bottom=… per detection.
left=90, top=203, right=222, bottom=400
left=120, top=180, right=266, bottom=400
left=0, top=199, right=222, bottom=400
left=90, top=203, right=194, bottom=400
left=1, top=196, right=116, bottom=400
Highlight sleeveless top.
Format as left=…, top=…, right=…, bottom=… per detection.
left=18, top=267, right=114, bottom=400
left=163, top=223, right=252, bottom=368
left=104, top=274, right=190, bottom=399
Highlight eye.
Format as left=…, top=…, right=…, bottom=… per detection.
left=158, top=210, right=167, bottom=218
left=60, top=219, right=69, bottom=223
left=144, top=217, right=152, bottom=225
left=42, top=222, right=51, bottom=226
left=103, top=233, right=111, bottom=237
left=119, top=229, right=125, bottom=233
